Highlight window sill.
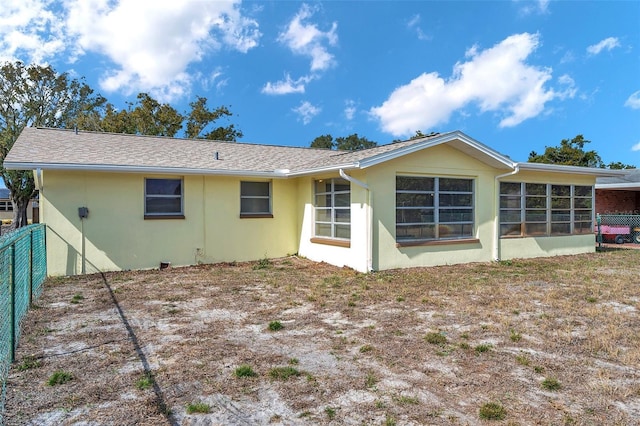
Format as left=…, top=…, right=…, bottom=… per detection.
left=144, top=214, right=185, bottom=220
left=240, top=213, right=274, bottom=219
left=396, top=238, right=479, bottom=248
left=310, top=237, right=351, bottom=248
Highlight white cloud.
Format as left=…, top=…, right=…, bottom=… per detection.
left=370, top=33, right=572, bottom=136
left=64, top=0, right=261, bottom=100
left=293, top=100, right=320, bottom=124
left=262, top=74, right=314, bottom=95
left=344, top=99, right=356, bottom=120
left=587, top=37, right=620, bottom=55
left=0, top=0, right=67, bottom=63
left=406, top=14, right=430, bottom=41
left=278, top=4, right=338, bottom=72
left=632, top=142, right=640, bottom=152
left=517, top=0, right=550, bottom=15
left=0, top=0, right=261, bottom=102
left=624, top=90, right=640, bottom=109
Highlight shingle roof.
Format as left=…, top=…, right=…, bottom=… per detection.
left=5, top=127, right=339, bottom=175
left=4, top=127, right=624, bottom=179
left=596, top=169, right=640, bottom=188
left=6, top=127, right=463, bottom=176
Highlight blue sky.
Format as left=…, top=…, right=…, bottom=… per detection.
left=1, top=0, right=639, bottom=166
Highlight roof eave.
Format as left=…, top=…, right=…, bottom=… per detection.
left=516, top=162, right=628, bottom=177
left=3, top=162, right=289, bottom=178
left=286, top=163, right=359, bottom=177
left=595, top=182, right=640, bottom=190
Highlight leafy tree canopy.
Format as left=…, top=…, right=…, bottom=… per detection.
left=0, top=61, right=106, bottom=227
left=310, top=133, right=377, bottom=151
left=528, top=134, right=634, bottom=169
left=77, top=93, right=242, bottom=141
left=0, top=61, right=243, bottom=228
left=310, top=134, right=334, bottom=149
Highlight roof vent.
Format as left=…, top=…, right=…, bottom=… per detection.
left=214, top=152, right=219, bottom=160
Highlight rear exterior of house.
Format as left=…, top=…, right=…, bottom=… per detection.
left=5, top=127, right=622, bottom=276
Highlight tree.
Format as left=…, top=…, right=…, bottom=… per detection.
left=606, top=161, right=636, bottom=170
left=335, top=133, right=377, bottom=151
left=309, top=133, right=377, bottom=151
left=185, top=97, right=243, bottom=141
left=310, top=134, right=334, bottom=149
left=528, top=134, right=635, bottom=169
left=528, top=135, right=604, bottom=168
left=90, top=93, right=243, bottom=141
left=0, top=61, right=106, bottom=228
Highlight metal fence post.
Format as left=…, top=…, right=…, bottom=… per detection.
left=9, top=244, right=15, bottom=363
left=29, top=229, right=33, bottom=306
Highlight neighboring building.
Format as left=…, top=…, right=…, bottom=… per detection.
left=4, top=127, right=623, bottom=276
left=595, top=170, right=640, bottom=214
left=0, top=188, right=37, bottom=222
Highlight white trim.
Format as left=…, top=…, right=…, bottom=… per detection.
left=516, top=162, right=626, bottom=177
left=595, top=183, right=640, bottom=190
left=5, top=162, right=288, bottom=178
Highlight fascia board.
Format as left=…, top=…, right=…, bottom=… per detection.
left=595, top=183, right=640, bottom=190
left=516, top=162, right=629, bottom=177
left=4, top=162, right=288, bottom=178
left=285, top=164, right=359, bottom=177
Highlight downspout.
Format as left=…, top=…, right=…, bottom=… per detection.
left=494, top=165, right=520, bottom=261
left=339, top=169, right=373, bottom=272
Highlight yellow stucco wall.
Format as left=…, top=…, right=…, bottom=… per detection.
left=41, top=171, right=299, bottom=276
left=38, top=147, right=599, bottom=276
left=367, top=144, right=499, bottom=270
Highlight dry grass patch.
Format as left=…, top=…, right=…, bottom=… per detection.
left=4, top=251, right=640, bottom=425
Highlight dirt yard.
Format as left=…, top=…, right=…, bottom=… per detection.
left=4, top=251, right=640, bottom=425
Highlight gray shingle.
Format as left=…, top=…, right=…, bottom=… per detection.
left=5, top=127, right=444, bottom=175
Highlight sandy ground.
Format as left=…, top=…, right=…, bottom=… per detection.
left=4, top=252, right=640, bottom=425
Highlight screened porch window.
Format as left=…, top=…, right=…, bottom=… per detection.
left=314, top=178, right=350, bottom=240
left=499, top=182, right=593, bottom=236
left=396, top=176, right=474, bottom=242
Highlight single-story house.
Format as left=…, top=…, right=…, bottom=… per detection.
left=0, top=188, right=38, bottom=222
left=596, top=169, right=640, bottom=214
left=4, top=127, right=624, bottom=276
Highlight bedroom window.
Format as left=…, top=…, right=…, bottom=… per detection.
left=240, top=181, right=272, bottom=217
left=314, top=178, right=350, bottom=240
left=144, top=178, right=184, bottom=218
left=499, top=183, right=593, bottom=236
left=396, top=176, right=474, bottom=242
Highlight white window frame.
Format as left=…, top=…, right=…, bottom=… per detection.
left=499, top=182, right=594, bottom=237
left=144, top=178, right=184, bottom=218
left=313, top=178, right=351, bottom=241
left=396, top=176, right=475, bottom=242
left=240, top=181, right=272, bottom=218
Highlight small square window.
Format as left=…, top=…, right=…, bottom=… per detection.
left=240, top=181, right=272, bottom=217
left=144, top=178, right=183, bottom=218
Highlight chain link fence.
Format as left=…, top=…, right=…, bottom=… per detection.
left=596, top=214, right=640, bottom=246
left=0, top=224, right=46, bottom=422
